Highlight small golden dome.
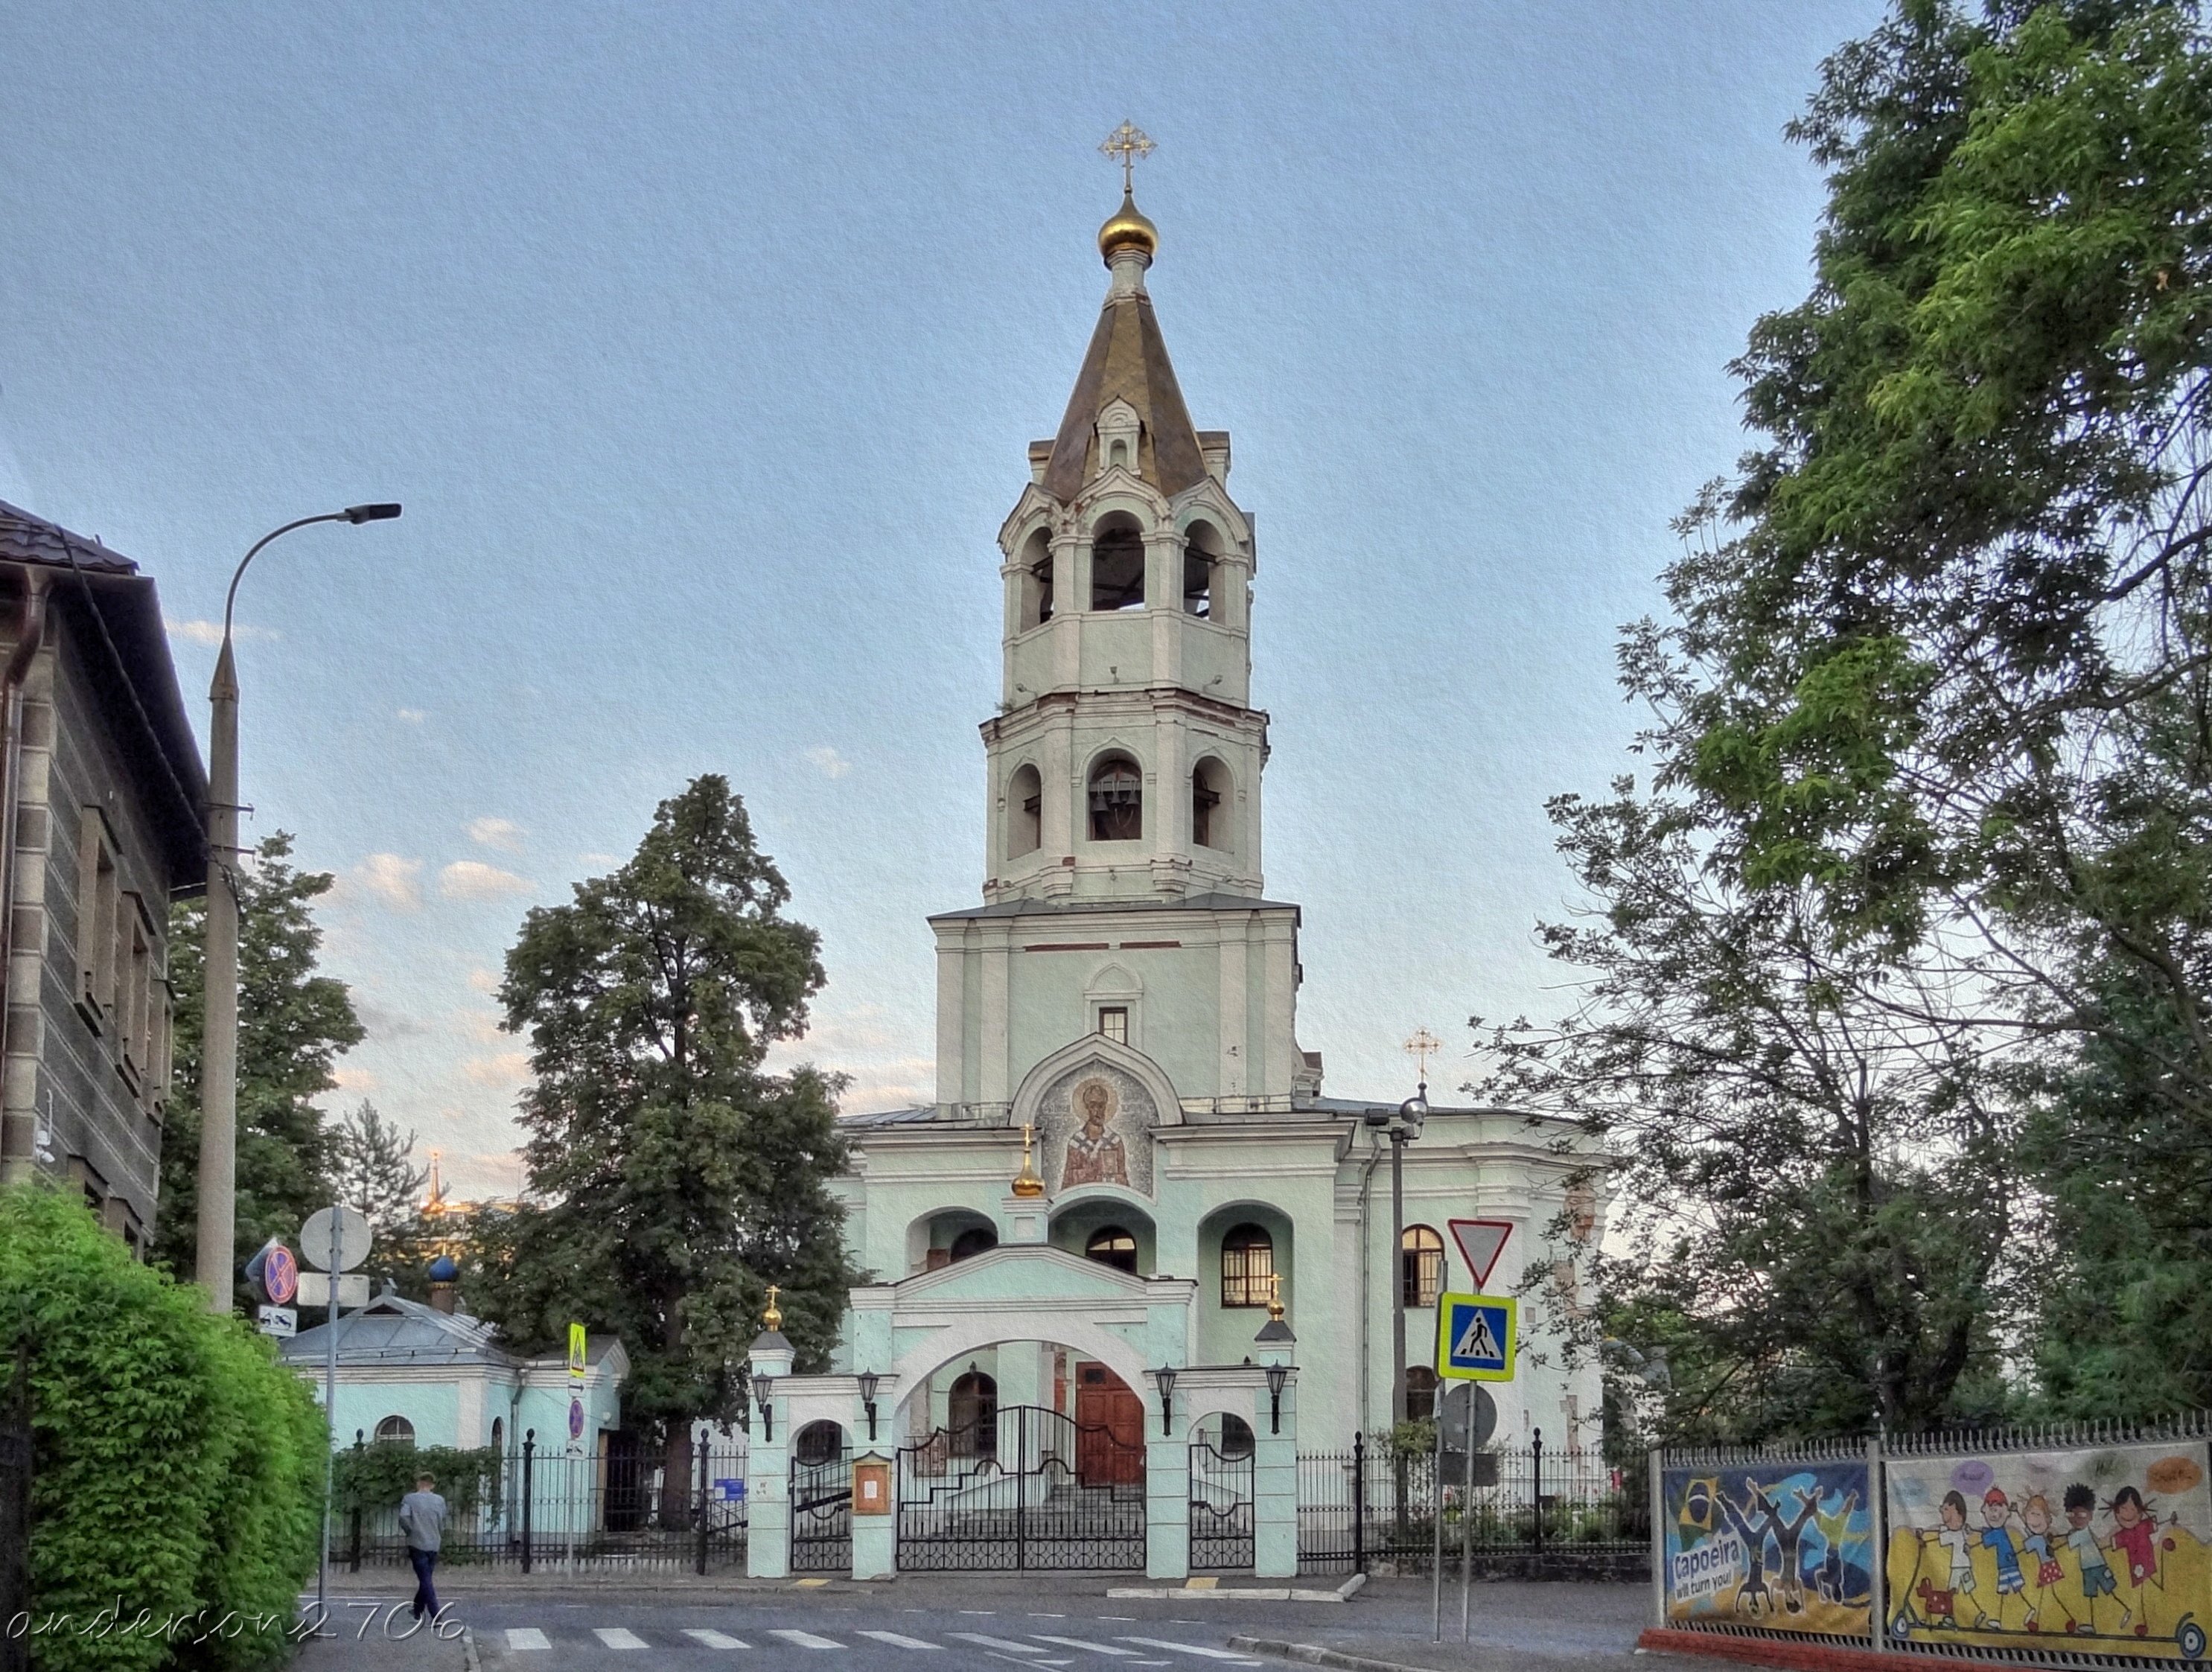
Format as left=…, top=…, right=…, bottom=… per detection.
left=1098, top=191, right=1158, bottom=263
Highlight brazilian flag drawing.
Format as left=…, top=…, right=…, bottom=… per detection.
left=1679, top=1476, right=1718, bottom=1532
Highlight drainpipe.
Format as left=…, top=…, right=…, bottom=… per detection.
left=1354, top=1123, right=1384, bottom=1438
left=0, top=570, right=48, bottom=1174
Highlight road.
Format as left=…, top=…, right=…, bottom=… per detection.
left=296, top=1577, right=1651, bottom=1672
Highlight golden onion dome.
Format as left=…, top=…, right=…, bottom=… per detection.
left=1098, top=191, right=1158, bottom=263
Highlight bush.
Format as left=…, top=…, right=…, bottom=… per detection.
left=332, top=1443, right=500, bottom=1521
left=0, top=1184, right=325, bottom=1672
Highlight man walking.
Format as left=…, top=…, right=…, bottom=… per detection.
left=398, top=1472, right=447, bottom=1621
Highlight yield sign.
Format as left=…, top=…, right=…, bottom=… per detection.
left=1449, top=1218, right=1514, bottom=1289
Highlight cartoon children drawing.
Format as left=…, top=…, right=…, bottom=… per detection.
left=2064, top=1481, right=2130, bottom=1636
left=1978, top=1488, right=2030, bottom=1630
left=1913, top=1490, right=1989, bottom=1630
left=2018, top=1493, right=2074, bottom=1634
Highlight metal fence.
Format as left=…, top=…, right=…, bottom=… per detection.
left=337, top=1438, right=750, bottom=1574
left=1298, top=1432, right=1648, bottom=1574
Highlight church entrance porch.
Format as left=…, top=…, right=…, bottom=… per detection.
left=895, top=1403, right=1146, bottom=1569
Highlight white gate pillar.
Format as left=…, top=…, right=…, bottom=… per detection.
left=1252, top=1306, right=1298, bottom=1579
left=745, top=1313, right=795, bottom=1578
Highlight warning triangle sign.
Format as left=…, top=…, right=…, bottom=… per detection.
left=1453, top=1308, right=1502, bottom=1363
left=1450, top=1219, right=1513, bottom=1289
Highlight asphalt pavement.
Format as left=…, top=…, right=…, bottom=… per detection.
left=293, top=1577, right=1654, bottom=1672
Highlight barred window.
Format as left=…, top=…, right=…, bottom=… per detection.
left=1220, top=1222, right=1273, bottom=1309
left=1401, top=1225, right=1445, bottom=1308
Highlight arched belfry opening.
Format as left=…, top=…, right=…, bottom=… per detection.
left=1090, top=513, right=1146, bottom=612
left=1183, top=521, right=1222, bottom=619
left=1018, top=528, right=1054, bottom=631
left=1192, top=757, right=1231, bottom=851
left=1007, top=763, right=1042, bottom=859
left=1089, top=754, right=1143, bottom=841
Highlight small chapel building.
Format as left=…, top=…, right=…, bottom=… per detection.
left=812, top=180, right=1605, bottom=1505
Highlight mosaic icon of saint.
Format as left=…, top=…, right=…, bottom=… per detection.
left=1059, top=1079, right=1129, bottom=1189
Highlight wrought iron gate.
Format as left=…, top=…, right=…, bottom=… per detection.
left=1188, top=1435, right=1254, bottom=1571
left=791, top=1443, right=852, bottom=1571
left=896, top=1404, right=1145, bottom=1569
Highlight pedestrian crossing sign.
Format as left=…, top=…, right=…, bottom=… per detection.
left=1435, top=1291, right=1516, bottom=1382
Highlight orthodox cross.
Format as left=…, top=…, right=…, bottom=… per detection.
left=1100, top=121, right=1156, bottom=193
left=1403, top=1027, right=1443, bottom=1088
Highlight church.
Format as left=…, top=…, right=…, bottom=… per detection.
left=809, top=152, right=1605, bottom=1519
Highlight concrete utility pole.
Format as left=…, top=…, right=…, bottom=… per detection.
left=1366, top=1079, right=1428, bottom=1426
left=195, top=505, right=401, bottom=1310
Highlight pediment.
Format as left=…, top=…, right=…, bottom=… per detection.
left=893, top=1242, right=1155, bottom=1304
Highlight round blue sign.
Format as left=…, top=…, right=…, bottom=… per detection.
left=263, top=1245, right=299, bottom=1306
left=568, top=1397, right=585, bottom=1442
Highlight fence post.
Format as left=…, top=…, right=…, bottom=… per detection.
left=1352, top=1432, right=1366, bottom=1574
left=1866, top=1434, right=1887, bottom=1652
left=695, top=1430, right=710, bottom=1576
left=1531, top=1428, right=1544, bottom=1557
left=348, top=1431, right=364, bottom=1572
left=522, top=1431, right=535, bottom=1574
left=1647, top=1444, right=1666, bottom=1629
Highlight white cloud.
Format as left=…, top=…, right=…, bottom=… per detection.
left=166, top=619, right=276, bottom=645
left=439, top=860, right=532, bottom=901
left=465, top=966, right=500, bottom=995
left=806, top=746, right=852, bottom=779
left=331, top=1066, right=378, bottom=1093
left=396, top=708, right=427, bottom=724
left=465, top=816, right=525, bottom=853
left=576, top=852, right=619, bottom=867
left=462, top=1050, right=530, bottom=1087
left=350, top=853, right=423, bottom=912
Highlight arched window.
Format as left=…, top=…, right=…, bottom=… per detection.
left=949, top=1225, right=998, bottom=1263
left=1183, top=523, right=1221, bottom=619
left=1192, top=758, right=1230, bottom=850
left=374, top=1415, right=416, bottom=1446
left=490, top=1417, right=504, bottom=1458
left=1220, top=1222, right=1274, bottom=1308
left=1089, top=756, right=1142, bottom=842
left=794, top=1420, right=844, bottom=1467
left=1007, top=763, right=1042, bottom=858
left=1086, top=1225, right=1138, bottom=1274
left=1220, top=1413, right=1255, bottom=1458
left=1019, top=529, right=1054, bottom=631
left=949, top=1370, right=998, bottom=1456
left=1090, top=515, right=1145, bottom=611
left=1401, top=1225, right=1445, bottom=1309
left=1406, top=1365, right=1440, bottom=1423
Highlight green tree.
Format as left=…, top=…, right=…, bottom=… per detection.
left=468, top=775, right=854, bottom=1491
left=1550, top=0, right=2212, bottom=1420
left=154, top=833, right=364, bottom=1301
left=1478, top=784, right=2013, bottom=1438
left=331, top=1100, right=435, bottom=1297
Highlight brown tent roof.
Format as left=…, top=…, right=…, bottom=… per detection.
left=1040, top=287, right=1208, bottom=502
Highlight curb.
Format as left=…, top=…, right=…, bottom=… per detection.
left=1109, top=1574, right=1366, bottom=1604
left=1227, top=1637, right=1429, bottom=1672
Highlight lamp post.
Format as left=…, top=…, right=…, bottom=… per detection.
left=857, top=1371, right=880, bottom=1443
left=1150, top=1366, right=1177, bottom=1436
left=753, top=1373, right=777, bottom=1443
left=196, top=503, right=401, bottom=1309
left=1366, top=1085, right=1428, bottom=1424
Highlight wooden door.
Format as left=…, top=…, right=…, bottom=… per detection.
left=1074, top=1362, right=1145, bottom=1486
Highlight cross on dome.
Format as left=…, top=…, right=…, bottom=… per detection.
left=1099, top=121, right=1156, bottom=192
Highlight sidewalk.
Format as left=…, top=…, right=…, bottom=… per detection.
left=1227, top=1577, right=1651, bottom=1672
left=292, top=1614, right=468, bottom=1672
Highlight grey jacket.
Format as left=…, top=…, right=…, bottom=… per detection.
left=398, top=1490, right=447, bottom=1553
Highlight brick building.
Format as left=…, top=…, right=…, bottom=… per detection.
left=0, top=501, right=206, bottom=1252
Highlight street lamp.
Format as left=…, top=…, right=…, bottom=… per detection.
left=1264, top=1363, right=1290, bottom=1435
left=1150, top=1366, right=1177, bottom=1436
left=196, top=504, right=401, bottom=1309
left=857, top=1371, right=880, bottom=1442
left=753, top=1373, right=777, bottom=1443
left=1365, top=1084, right=1428, bottom=1423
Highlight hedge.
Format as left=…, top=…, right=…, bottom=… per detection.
left=0, top=1184, right=325, bottom=1672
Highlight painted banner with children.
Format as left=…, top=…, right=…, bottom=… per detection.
left=1885, top=1442, right=2212, bottom=1659
left=1662, top=1461, right=1874, bottom=1636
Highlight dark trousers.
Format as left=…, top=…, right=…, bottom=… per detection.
left=409, top=1547, right=439, bottom=1619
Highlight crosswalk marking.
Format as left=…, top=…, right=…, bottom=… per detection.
left=1115, top=1642, right=1262, bottom=1665
left=683, top=1630, right=748, bottom=1650
left=769, top=1630, right=844, bottom=1650
left=593, top=1629, right=649, bottom=1650
left=504, top=1629, right=550, bottom=1652
left=858, top=1632, right=941, bottom=1650
left=949, top=1633, right=1058, bottom=1655
left=1029, top=1638, right=1147, bottom=1658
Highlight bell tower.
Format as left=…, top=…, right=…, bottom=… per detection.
left=983, top=159, right=1266, bottom=906
left=930, top=141, right=1313, bottom=1117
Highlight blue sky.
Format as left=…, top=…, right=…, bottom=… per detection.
left=4, top=1, right=1884, bottom=1196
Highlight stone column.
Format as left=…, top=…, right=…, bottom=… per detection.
left=1146, top=1422, right=1191, bottom=1582
left=745, top=1324, right=795, bottom=1579
left=1252, top=1313, right=1298, bottom=1579
left=851, top=1371, right=895, bottom=1580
